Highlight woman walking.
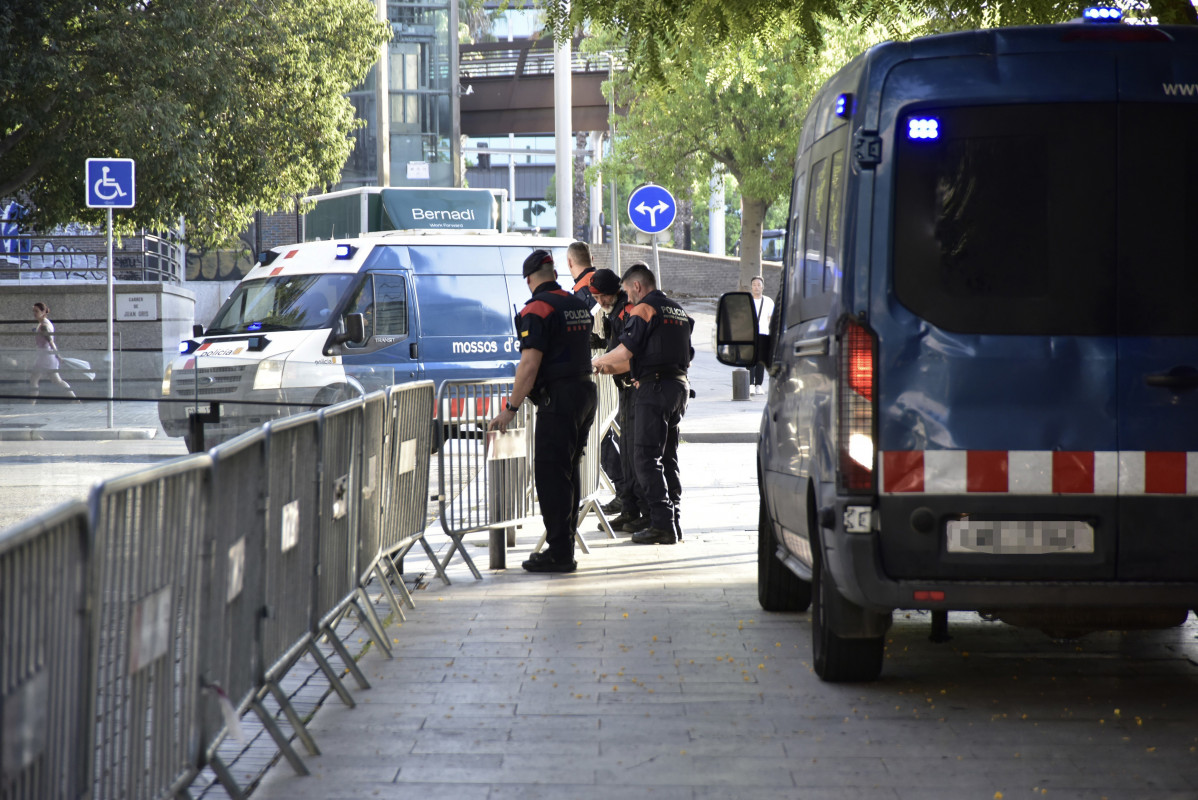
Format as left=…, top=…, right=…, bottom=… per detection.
left=31, top=301, right=78, bottom=403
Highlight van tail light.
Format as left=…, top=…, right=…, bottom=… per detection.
left=838, top=317, right=876, bottom=492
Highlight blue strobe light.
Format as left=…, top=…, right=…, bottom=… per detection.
left=1083, top=7, right=1123, bottom=22
left=907, top=117, right=940, bottom=140
left=835, top=93, right=853, bottom=118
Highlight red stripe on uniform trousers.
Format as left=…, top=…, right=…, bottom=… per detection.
left=1053, top=451, right=1094, bottom=494
left=1144, top=451, right=1186, bottom=494
left=883, top=451, right=924, bottom=493
left=967, top=450, right=1008, bottom=492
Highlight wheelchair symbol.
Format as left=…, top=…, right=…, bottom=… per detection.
left=93, top=167, right=128, bottom=201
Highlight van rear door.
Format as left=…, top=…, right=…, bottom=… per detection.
left=1112, top=74, right=1198, bottom=579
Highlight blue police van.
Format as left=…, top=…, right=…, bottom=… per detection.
left=160, top=225, right=572, bottom=451
left=715, top=13, right=1198, bottom=681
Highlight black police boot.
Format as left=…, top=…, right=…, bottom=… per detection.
left=604, top=511, right=638, bottom=530
left=631, top=526, right=677, bottom=545
left=522, top=551, right=577, bottom=573
left=601, top=497, right=623, bottom=514
left=619, top=515, right=651, bottom=533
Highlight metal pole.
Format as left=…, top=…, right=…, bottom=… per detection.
left=608, top=53, right=620, bottom=276
left=553, top=10, right=573, bottom=238
left=106, top=207, right=114, bottom=428
left=652, top=234, right=661, bottom=291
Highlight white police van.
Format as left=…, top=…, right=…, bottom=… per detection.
left=160, top=229, right=571, bottom=450
left=716, top=13, right=1198, bottom=681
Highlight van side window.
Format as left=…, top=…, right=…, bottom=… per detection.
left=346, top=274, right=408, bottom=346
left=823, top=151, right=845, bottom=293
left=803, top=157, right=830, bottom=298
left=373, top=274, right=408, bottom=337
left=782, top=171, right=807, bottom=328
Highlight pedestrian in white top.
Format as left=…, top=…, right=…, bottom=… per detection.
left=749, top=277, right=773, bottom=395
left=31, top=301, right=77, bottom=404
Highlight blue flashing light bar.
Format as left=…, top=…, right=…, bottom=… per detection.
left=179, top=340, right=198, bottom=355
left=835, top=93, right=853, bottom=118
left=335, top=243, right=357, bottom=260
left=907, top=117, right=940, bottom=140
left=247, top=321, right=263, bottom=332
left=1083, top=6, right=1123, bottom=22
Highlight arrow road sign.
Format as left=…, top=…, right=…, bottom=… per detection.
left=627, top=184, right=676, bottom=235
left=86, top=158, right=136, bottom=209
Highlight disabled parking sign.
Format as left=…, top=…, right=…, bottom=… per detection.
left=86, top=158, right=136, bottom=209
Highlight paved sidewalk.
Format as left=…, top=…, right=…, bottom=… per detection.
left=0, top=396, right=162, bottom=440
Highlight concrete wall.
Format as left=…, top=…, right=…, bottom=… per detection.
left=588, top=243, right=781, bottom=300
left=0, top=283, right=195, bottom=398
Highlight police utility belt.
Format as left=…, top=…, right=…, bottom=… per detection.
left=529, top=374, right=591, bottom=406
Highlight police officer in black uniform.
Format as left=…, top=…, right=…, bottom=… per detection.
left=591, top=263, right=693, bottom=545
left=589, top=268, right=650, bottom=531
left=488, top=249, right=597, bottom=572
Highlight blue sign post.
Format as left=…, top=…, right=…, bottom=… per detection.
left=85, top=158, right=136, bottom=428
left=627, top=184, right=677, bottom=289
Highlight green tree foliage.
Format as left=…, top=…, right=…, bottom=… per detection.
left=553, top=0, right=1194, bottom=81
left=589, top=10, right=928, bottom=288
left=0, top=0, right=389, bottom=246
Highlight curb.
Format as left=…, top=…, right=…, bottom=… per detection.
left=0, top=428, right=158, bottom=441
left=680, top=431, right=757, bottom=444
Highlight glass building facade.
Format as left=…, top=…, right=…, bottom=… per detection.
left=339, top=0, right=461, bottom=189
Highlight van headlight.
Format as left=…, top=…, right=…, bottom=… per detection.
left=253, top=355, right=289, bottom=391
left=161, top=363, right=173, bottom=396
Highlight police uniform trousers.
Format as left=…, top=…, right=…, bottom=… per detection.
left=632, top=377, right=688, bottom=536
left=535, top=378, right=598, bottom=561
left=616, top=385, right=647, bottom=517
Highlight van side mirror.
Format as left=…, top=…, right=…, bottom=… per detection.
left=192, top=323, right=204, bottom=338
left=337, top=313, right=367, bottom=345
left=714, top=292, right=758, bottom=367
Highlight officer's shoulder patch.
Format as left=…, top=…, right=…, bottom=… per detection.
left=520, top=299, right=555, bottom=319
left=629, top=304, right=656, bottom=322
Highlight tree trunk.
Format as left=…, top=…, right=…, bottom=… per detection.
left=574, top=131, right=589, bottom=241
left=737, top=195, right=767, bottom=290
left=675, top=194, right=694, bottom=251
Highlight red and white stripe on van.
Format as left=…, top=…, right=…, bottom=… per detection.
left=881, top=450, right=1198, bottom=495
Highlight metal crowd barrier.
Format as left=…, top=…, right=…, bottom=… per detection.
left=0, top=502, right=94, bottom=800
left=90, top=454, right=210, bottom=800
left=436, top=379, right=536, bottom=578
left=437, top=370, right=623, bottom=576
left=0, top=380, right=437, bottom=800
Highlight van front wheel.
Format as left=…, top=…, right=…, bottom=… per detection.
left=811, top=540, right=885, bottom=682
left=758, top=496, right=812, bottom=612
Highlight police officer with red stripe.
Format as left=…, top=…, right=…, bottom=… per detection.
left=567, top=241, right=598, bottom=310
left=592, top=263, right=693, bottom=545
left=488, top=249, right=597, bottom=572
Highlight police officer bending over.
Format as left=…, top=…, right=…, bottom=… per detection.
left=589, top=268, right=649, bottom=532
left=488, top=249, right=597, bottom=573
left=592, top=263, right=693, bottom=545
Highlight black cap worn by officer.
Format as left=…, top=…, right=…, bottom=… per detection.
left=591, top=263, right=693, bottom=546
left=488, top=249, right=598, bottom=573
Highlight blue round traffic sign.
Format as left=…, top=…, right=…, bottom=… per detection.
left=627, top=184, right=676, bottom=235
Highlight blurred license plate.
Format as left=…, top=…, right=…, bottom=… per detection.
left=946, top=520, right=1094, bottom=555
left=185, top=403, right=211, bottom=416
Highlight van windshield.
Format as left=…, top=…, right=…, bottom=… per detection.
left=206, top=273, right=357, bottom=334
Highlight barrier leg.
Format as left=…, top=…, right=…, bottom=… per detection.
left=264, top=680, right=322, bottom=756
left=533, top=527, right=592, bottom=556
left=251, top=697, right=313, bottom=773
left=372, top=561, right=406, bottom=621
left=382, top=551, right=417, bottom=609
left=489, top=526, right=507, bottom=570
left=207, top=755, right=247, bottom=800
left=418, top=536, right=453, bottom=585
left=440, top=533, right=483, bottom=580
left=353, top=588, right=394, bottom=658
left=316, top=630, right=370, bottom=694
